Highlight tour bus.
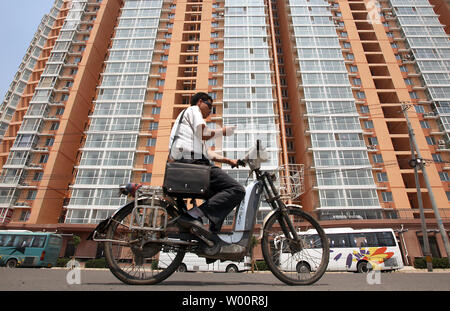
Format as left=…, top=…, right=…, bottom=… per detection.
left=277, top=227, right=404, bottom=273
left=0, top=230, right=62, bottom=268
left=159, top=251, right=251, bottom=273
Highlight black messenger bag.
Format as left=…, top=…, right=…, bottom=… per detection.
left=163, top=161, right=210, bottom=198
left=163, top=109, right=211, bottom=198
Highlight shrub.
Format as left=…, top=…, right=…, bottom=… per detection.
left=255, top=260, right=268, bottom=271
left=85, top=258, right=107, bottom=268
left=56, top=258, right=71, bottom=267
left=414, top=257, right=449, bottom=269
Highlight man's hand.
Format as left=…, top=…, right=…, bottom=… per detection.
left=223, top=125, right=237, bottom=136
left=227, top=158, right=239, bottom=168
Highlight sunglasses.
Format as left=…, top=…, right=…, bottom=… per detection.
left=204, top=100, right=213, bottom=109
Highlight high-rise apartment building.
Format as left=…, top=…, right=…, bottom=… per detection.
left=0, top=0, right=449, bottom=263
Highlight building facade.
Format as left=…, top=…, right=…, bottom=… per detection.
left=0, top=0, right=449, bottom=264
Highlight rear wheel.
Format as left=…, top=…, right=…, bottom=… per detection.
left=103, top=200, right=186, bottom=285
left=262, top=207, right=329, bottom=285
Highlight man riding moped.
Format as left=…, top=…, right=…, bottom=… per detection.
left=168, top=92, right=245, bottom=244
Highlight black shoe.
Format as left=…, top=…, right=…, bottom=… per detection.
left=209, top=222, right=222, bottom=234
left=178, top=214, right=204, bottom=229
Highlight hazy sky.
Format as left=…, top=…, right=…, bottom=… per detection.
left=0, top=0, right=55, bottom=100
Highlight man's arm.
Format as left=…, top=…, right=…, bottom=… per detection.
left=200, top=124, right=237, bottom=141
left=207, top=148, right=238, bottom=167
left=200, top=124, right=228, bottom=141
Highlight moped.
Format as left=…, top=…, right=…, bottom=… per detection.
left=89, top=140, right=329, bottom=285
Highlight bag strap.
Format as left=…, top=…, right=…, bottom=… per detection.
left=168, top=108, right=188, bottom=159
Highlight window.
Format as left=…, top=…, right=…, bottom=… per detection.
left=364, top=121, right=374, bottom=129
left=19, top=211, right=30, bottom=222
left=420, top=121, right=430, bottom=129
left=149, top=122, right=158, bottom=130
left=50, top=122, right=59, bottom=131
left=328, top=234, right=349, bottom=248
left=414, top=105, right=425, bottom=113
left=382, top=192, right=393, bottom=202
left=360, top=106, right=370, bottom=114
left=409, top=91, right=419, bottom=99
left=142, top=173, right=152, bottom=183
left=432, top=154, right=443, bottom=163
left=26, top=190, right=37, bottom=200
left=356, top=91, right=366, bottom=99
left=39, top=154, right=49, bottom=163
left=144, top=155, right=154, bottom=164
left=377, top=172, right=388, bottom=182
left=426, top=136, right=435, bottom=145
left=45, top=138, right=54, bottom=146
left=146, top=138, right=156, bottom=146
left=33, top=172, right=43, bottom=181
left=439, top=172, right=450, bottom=182
left=368, top=137, right=378, bottom=145
left=372, top=154, right=383, bottom=163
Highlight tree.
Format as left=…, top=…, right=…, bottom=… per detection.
left=72, top=235, right=81, bottom=258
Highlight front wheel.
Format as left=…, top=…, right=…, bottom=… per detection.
left=262, top=208, right=329, bottom=285
left=6, top=258, right=18, bottom=268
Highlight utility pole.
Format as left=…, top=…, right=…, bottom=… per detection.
left=402, top=103, right=450, bottom=266
left=405, top=105, right=433, bottom=271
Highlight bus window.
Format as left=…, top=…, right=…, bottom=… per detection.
left=31, top=236, right=46, bottom=248
left=5, top=235, right=15, bottom=247
left=49, top=236, right=62, bottom=246
left=0, top=235, right=5, bottom=247
left=328, top=234, right=349, bottom=248
left=307, top=234, right=322, bottom=248
left=350, top=233, right=368, bottom=247
left=376, top=232, right=396, bottom=247
left=13, top=236, right=26, bottom=248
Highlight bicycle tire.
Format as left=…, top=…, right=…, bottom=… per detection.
left=104, top=200, right=186, bottom=285
left=262, top=207, right=329, bottom=285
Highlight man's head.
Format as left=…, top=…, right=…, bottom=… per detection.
left=191, top=92, right=213, bottom=118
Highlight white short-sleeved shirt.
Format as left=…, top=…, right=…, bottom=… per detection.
left=169, top=105, right=208, bottom=160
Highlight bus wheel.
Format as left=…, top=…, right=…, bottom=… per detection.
left=226, top=264, right=238, bottom=273
left=177, top=263, right=187, bottom=272
left=6, top=259, right=18, bottom=268
left=357, top=261, right=372, bottom=273
left=296, top=262, right=311, bottom=274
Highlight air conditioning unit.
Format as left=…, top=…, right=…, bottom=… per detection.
left=438, top=140, right=446, bottom=146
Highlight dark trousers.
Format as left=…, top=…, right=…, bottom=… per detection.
left=177, top=158, right=246, bottom=232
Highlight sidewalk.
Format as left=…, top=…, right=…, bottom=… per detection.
left=397, top=266, right=450, bottom=273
